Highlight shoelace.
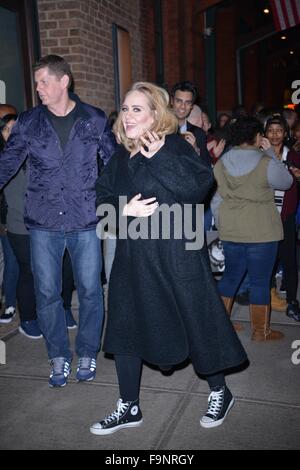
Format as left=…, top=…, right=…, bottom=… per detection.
left=103, top=399, right=129, bottom=425
left=50, top=358, right=69, bottom=377
left=206, top=389, right=224, bottom=418
left=78, top=357, right=96, bottom=370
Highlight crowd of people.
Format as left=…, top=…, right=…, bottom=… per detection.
left=0, top=55, right=299, bottom=436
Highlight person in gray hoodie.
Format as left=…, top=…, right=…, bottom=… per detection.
left=211, top=116, right=292, bottom=341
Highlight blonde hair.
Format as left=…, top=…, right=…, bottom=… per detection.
left=113, top=81, right=178, bottom=151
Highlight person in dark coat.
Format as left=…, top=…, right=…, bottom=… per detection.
left=91, top=82, right=247, bottom=436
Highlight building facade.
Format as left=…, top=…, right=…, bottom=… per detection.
left=0, top=1, right=299, bottom=118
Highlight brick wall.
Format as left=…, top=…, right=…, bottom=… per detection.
left=36, top=0, right=238, bottom=116
left=243, top=45, right=259, bottom=111
left=163, top=0, right=180, bottom=89
left=162, top=0, right=204, bottom=95
left=37, top=0, right=154, bottom=114
left=215, top=5, right=237, bottom=114
left=139, top=0, right=156, bottom=84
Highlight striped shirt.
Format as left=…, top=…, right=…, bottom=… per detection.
left=274, top=146, right=289, bottom=213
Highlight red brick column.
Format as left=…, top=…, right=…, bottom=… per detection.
left=37, top=0, right=153, bottom=113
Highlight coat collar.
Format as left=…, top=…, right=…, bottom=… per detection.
left=39, top=92, right=90, bottom=122
left=36, top=93, right=99, bottom=141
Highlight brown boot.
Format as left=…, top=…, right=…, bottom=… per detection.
left=271, top=288, right=287, bottom=312
left=250, top=304, right=284, bottom=341
left=221, top=296, right=244, bottom=331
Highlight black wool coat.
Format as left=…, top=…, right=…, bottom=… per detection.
left=186, top=121, right=212, bottom=167
left=96, top=134, right=247, bottom=375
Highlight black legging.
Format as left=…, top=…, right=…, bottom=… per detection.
left=279, top=214, right=298, bottom=303
left=7, top=232, right=36, bottom=322
left=115, top=354, right=225, bottom=402
left=115, top=355, right=143, bottom=402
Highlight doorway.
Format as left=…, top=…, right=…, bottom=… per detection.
left=0, top=0, right=40, bottom=112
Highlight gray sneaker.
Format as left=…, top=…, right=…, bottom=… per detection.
left=49, top=357, right=71, bottom=388
left=0, top=307, right=16, bottom=324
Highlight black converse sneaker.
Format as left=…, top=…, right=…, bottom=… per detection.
left=200, top=386, right=235, bottom=428
left=90, top=398, right=143, bottom=435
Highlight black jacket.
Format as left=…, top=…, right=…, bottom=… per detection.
left=186, top=122, right=212, bottom=166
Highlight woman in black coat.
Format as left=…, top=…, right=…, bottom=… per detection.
left=91, top=82, right=247, bottom=435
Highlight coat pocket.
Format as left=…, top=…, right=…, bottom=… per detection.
left=170, top=239, right=204, bottom=280
left=24, top=190, right=48, bottom=226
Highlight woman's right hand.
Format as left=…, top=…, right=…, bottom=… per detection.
left=122, top=194, right=159, bottom=217
left=260, top=137, right=271, bottom=150
left=207, top=139, right=226, bottom=159
left=293, top=140, right=300, bottom=153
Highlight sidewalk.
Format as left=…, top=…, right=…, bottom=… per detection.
left=0, top=299, right=299, bottom=450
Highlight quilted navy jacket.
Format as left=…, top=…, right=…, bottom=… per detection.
left=0, top=94, right=116, bottom=232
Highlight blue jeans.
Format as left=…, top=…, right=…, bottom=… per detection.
left=30, top=229, right=103, bottom=361
left=218, top=241, right=278, bottom=305
left=237, top=273, right=250, bottom=295
left=204, top=207, right=213, bottom=232
left=0, top=234, right=19, bottom=308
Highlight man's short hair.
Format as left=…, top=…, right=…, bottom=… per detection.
left=228, top=116, right=264, bottom=146
left=33, top=55, right=73, bottom=89
left=170, top=81, right=198, bottom=103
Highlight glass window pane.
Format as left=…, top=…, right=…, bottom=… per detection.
left=0, top=6, right=26, bottom=112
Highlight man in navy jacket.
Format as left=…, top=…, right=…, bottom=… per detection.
left=0, top=55, right=116, bottom=387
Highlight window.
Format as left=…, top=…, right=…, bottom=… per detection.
left=0, top=0, right=40, bottom=112
left=112, top=24, right=132, bottom=110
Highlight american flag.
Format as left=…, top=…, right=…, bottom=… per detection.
left=270, top=0, right=300, bottom=31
